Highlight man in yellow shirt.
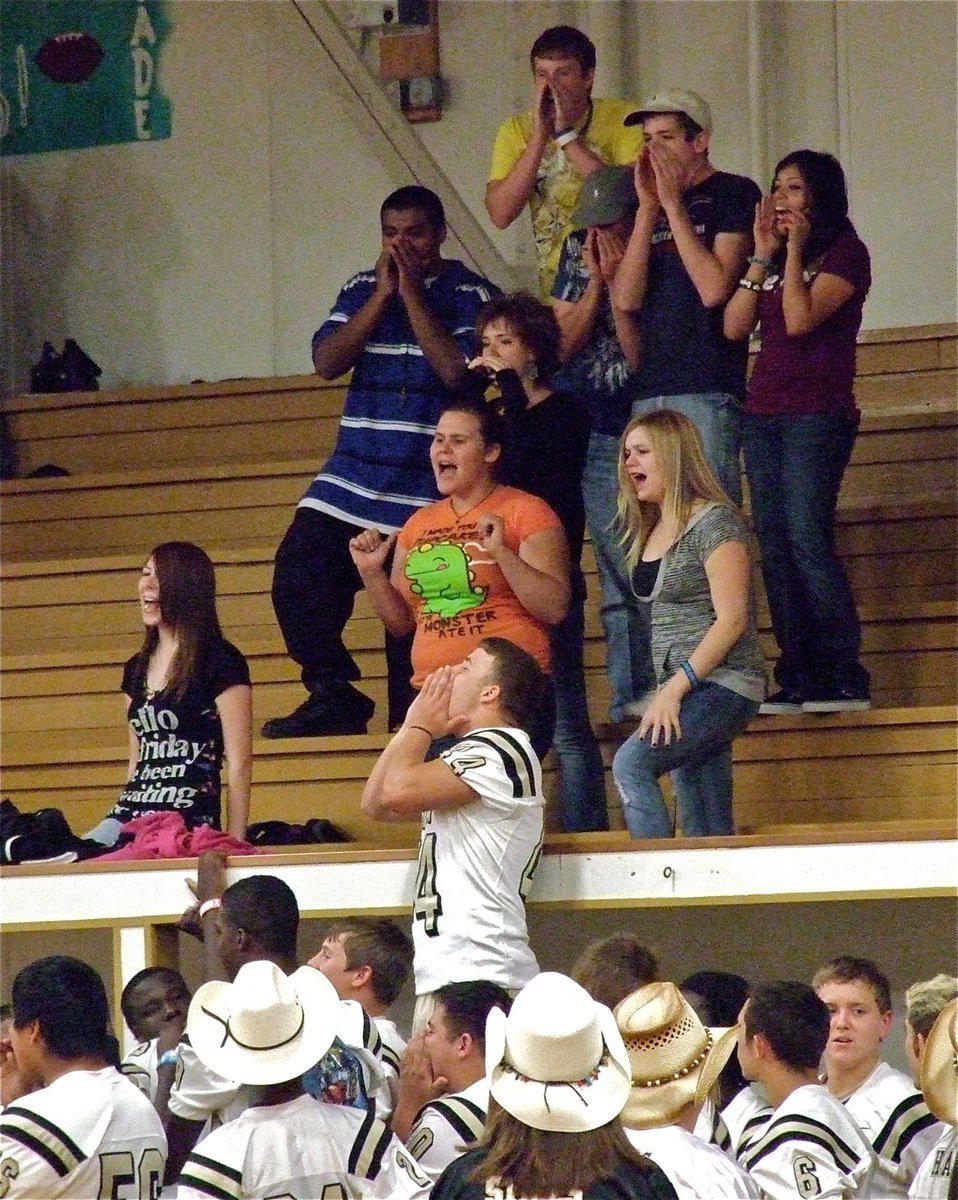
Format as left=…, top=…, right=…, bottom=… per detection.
left=485, top=25, right=642, bottom=297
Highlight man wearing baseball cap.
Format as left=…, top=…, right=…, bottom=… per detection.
left=612, top=88, right=761, bottom=505
left=552, top=163, right=656, bottom=724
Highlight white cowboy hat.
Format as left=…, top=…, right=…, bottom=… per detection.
left=188, top=960, right=340, bottom=1086
left=920, top=997, right=957, bottom=1126
left=486, top=972, right=632, bottom=1133
left=615, top=981, right=738, bottom=1129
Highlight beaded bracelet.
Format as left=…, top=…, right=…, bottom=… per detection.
left=748, top=253, right=776, bottom=272
left=738, top=277, right=763, bottom=292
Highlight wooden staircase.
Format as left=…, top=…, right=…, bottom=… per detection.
left=1, top=324, right=955, bottom=846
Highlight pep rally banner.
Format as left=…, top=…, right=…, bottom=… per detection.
left=0, top=1, right=171, bottom=156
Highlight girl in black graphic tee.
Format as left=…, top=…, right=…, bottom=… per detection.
left=86, top=542, right=252, bottom=846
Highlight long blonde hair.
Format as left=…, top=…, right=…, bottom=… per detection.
left=616, top=410, right=732, bottom=570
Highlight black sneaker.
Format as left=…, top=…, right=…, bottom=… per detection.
left=802, top=690, right=872, bottom=713
left=261, top=684, right=374, bottom=738
left=759, top=689, right=806, bottom=715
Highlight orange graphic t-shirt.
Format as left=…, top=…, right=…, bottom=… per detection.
left=396, top=485, right=563, bottom=686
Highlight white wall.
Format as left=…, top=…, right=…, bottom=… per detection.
left=2, top=0, right=955, bottom=393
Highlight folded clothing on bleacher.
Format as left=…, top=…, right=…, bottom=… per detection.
left=0, top=799, right=106, bottom=864
left=94, top=812, right=264, bottom=861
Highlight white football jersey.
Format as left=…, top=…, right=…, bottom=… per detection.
left=176, top=1093, right=430, bottom=1199
left=0, top=1066, right=167, bottom=1199
left=414, top=728, right=544, bottom=995
left=166, top=1039, right=248, bottom=1126
left=839, top=1061, right=945, bottom=1197
left=723, top=1083, right=774, bottom=1160
left=406, top=1077, right=488, bottom=1184
left=373, top=1016, right=406, bottom=1122
left=120, top=1038, right=159, bottom=1103
left=625, top=1123, right=762, bottom=1199
left=741, top=1083, right=879, bottom=1199
left=908, top=1125, right=955, bottom=1199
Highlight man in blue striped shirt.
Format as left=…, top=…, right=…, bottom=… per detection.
left=264, top=186, right=499, bottom=738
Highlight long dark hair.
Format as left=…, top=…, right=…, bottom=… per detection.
left=133, top=541, right=224, bottom=701
left=772, top=149, right=855, bottom=267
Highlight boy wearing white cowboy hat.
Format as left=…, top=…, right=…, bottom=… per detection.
left=430, top=972, right=678, bottom=1199
left=736, top=981, right=880, bottom=1200
left=614, top=981, right=760, bottom=1199
left=164, top=863, right=386, bottom=1184
left=909, top=998, right=957, bottom=1199
left=176, top=960, right=430, bottom=1200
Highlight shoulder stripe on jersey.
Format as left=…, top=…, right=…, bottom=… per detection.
left=743, top=1115, right=861, bottom=1174
left=381, top=1045, right=401, bottom=1073
left=178, top=1150, right=243, bottom=1200
left=426, top=1096, right=486, bottom=1144
left=0, top=1107, right=86, bottom=1177
left=348, top=1108, right=392, bottom=1179
left=872, top=1095, right=939, bottom=1161
left=467, top=731, right=538, bottom=798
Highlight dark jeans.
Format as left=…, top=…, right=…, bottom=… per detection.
left=549, top=568, right=608, bottom=831
left=271, top=506, right=414, bottom=726
left=742, top=411, right=869, bottom=696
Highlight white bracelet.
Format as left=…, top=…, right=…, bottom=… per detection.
left=554, top=128, right=578, bottom=148
left=198, top=897, right=222, bottom=919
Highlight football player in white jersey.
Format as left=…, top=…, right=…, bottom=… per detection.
left=308, top=915, right=413, bottom=1119
left=164, top=863, right=385, bottom=1185
left=176, top=960, right=430, bottom=1200
left=362, top=637, right=549, bottom=1007
left=736, top=981, right=879, bottom=1199
left=907, top=987, right=957, bottom=1199
left=392, top=980, right=511, bottom=1184
left=814, top=956, right=945, bottom=1196
left=0, top=955, right=167, bottom=1198
left=118, top=966, right=191, bottom=1108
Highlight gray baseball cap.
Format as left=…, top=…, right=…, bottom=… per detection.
left=570, top=165, right=638, bottom=229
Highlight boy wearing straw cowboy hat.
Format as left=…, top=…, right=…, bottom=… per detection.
left=176, top=960, right=430, bottom=1199
left=909, top=998, right=957, bottom=1199
left=430, top=972, right=678, bottom=1199
left=614, top=981, right=759, bottom=1198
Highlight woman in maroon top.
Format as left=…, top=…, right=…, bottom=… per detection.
left=724, top=150, right=871, bottom=714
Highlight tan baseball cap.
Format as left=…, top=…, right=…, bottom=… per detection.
left=625, top=89, right=713, bottom=132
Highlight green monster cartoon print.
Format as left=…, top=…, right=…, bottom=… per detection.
left=405, top=541, right=486, bottom=618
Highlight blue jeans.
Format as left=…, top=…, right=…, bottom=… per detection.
left=632, top=393, right=743, bottom=505
left=550, top=568, right=608, bottom=831
left=742, top=411, right=868, bottom=696
left=612, top=682, right=759, bottom=838
left=581, top=431, right=655, bottom=720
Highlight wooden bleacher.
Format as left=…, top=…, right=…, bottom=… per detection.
left=1, top=324, right=956, bottom=847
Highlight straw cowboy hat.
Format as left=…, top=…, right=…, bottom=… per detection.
left=188, top=960, right=340, bottom=1086
left=920, top=997, right=957, bottom=1126
left=486, top=971, right=632, bottom=1133
left=615, top=981, right=738, bottom=1129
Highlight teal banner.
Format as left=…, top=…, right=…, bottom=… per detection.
left=0, top=1, right=171, bottom=156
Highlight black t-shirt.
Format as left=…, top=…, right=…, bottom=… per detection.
left=631, top=170, right=761, bottom=401
left=499, top=388, right=590, bottom=564
left=111, top=639, right=250, bottom=828
left=431, top=1146, right=679, bottom=1200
